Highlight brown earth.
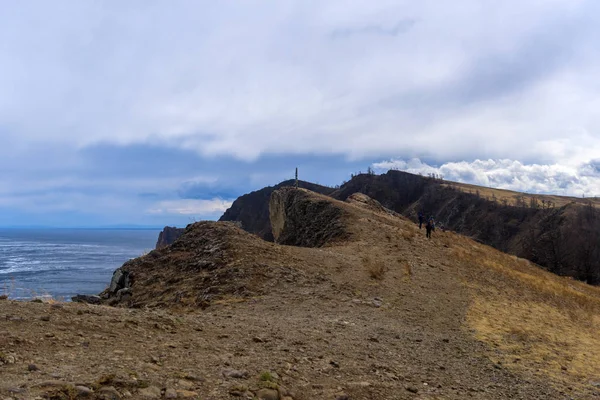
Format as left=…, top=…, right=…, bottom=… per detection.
left=1, top=188, right=600, bottom=399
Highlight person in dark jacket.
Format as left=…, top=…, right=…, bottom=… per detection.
left=418, top=212, right=424, bottom=229
left=425, top=217, right=434, bottom=239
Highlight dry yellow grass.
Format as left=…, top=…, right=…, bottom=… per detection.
left=448, top=235, right=600, bottom=389
left=442, top=181, right=600, bottom=208
left=364, top=256, right=387, bottom=280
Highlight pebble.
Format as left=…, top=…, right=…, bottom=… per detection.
left=40, top=315, right=50, bottom=322
left=406, top=386, right=419, bottom=393
left=222, top=368, right=249, bottom=379
left=176, top=390, right=199, bottom=398
left=164, top=389, right=177, bottom=399
left=28, top=364, right=39, bottom=371
left=74, top=386, right=94, bottom=397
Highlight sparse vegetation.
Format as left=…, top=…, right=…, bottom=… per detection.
left=401, top=229, right=414, bottom=242
left=364, top=256, right=387, bottom=280
left=259, top=371, right=275, bottom=382
left=401, top=260, right=412, bottom=280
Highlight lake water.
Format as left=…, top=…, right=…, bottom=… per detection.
left=0, top=228, right=159, bottom=300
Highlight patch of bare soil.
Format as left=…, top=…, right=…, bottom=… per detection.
left=1, top=188, right=599, bottom=399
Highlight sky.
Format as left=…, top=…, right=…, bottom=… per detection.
left=1, top=1, right=600, bottom=227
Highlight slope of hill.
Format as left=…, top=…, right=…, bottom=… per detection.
left=219, top=179, right=335, bottom=241
left=331, top=171, right=600, bottom=284
left=220, top=171, right=600, bottom=284
left=2, top=188, right=600, bottom=399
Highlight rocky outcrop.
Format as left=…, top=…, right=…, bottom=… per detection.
left=269, top=188, right=349, bottom=247
left=155, top=226, right=185, bottom=249
left=71, top=294, right=101, bottom=304
left=219, top=180, right=335, bottom=241
left=100, top=221, right=283, bottom=308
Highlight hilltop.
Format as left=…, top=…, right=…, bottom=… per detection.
left=221, top=170, right=600, bottom=284
left=218, top=180, right=335, bottom=241
left=2, top=187, right=600, bottom=399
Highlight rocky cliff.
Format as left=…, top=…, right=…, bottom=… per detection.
left=155, top=226, right=185, bottom=249
left=218, top=179, right=335, bottom=241
left=269, top=187, right=349, bottom=247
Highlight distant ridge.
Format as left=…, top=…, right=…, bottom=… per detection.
left=220, top=170, right=600, bottom=284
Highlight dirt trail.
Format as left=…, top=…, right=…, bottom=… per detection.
left=1, top=188, right=599, bottom=399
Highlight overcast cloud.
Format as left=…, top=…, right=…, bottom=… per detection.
left=1, top=1, right=599, bottom=225
left=373, top=158, right=600, bottom=197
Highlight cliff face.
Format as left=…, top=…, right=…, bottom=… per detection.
left=218, top=179, right=335, bottom=241
left=155, top=226, right=185, bottom=249
left=269, top=188, right=348, bottom=247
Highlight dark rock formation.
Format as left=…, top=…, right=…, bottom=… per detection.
left=106, top=268, right=131, bottom=296
left=219, top=180, right=335, bottom=241
left=270, top=188, right=348, bottom=247
left=156, top=226, right=185, bottom=249
left=71, top=295, right=101, bottom=305
left=100, top=222, right=282, bottom=308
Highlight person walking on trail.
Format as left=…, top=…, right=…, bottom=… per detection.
left=425, top=217, right=434, bottom=239
left=418, top=211, right=424, bottom=229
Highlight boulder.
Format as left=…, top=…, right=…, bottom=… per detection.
left=109, top=268, right=130, bottom=294
left=71, top=295, right=102, bottom=305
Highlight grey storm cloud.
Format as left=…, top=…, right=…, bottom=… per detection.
left=1, top=1, right=600, bottom=225
left=0, top=0, right=599, bottom=163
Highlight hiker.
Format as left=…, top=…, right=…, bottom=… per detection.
left=418, top=211, right=424, bottom=229
left=438, top=221, right=446, bottom=232
left=426, top=217, right=434, bottom=239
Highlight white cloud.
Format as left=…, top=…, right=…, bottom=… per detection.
left=373, top=158, right=600, bottom=197
left=0, top=1, right=599, bottom=166
left=148, top=198, right=233, bottom=216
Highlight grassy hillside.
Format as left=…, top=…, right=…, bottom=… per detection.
left=2, top=189, right=600, bottom=398
left=330, top=171, right=600, bottom=284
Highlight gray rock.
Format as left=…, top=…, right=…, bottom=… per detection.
left=256, top=388, right=279, bottom=400
left=116, top=288, right=133, bottom=301
left=222, top=368, right=249, bottom=379
left=109, top=269, right=130, bottom=294
left=406, top=385, right=419, bottom=393
left=74, top=386, right=94, bottom=397
left=138, top=386, right=161, bottom=399
left=164, top=388, right=177, bottom=399
left=97, top=386, right=121, bottom=400
left=72, top=295, right=102, bottom=305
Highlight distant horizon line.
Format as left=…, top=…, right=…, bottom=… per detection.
left=0, top=225, right=168, bottom=230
